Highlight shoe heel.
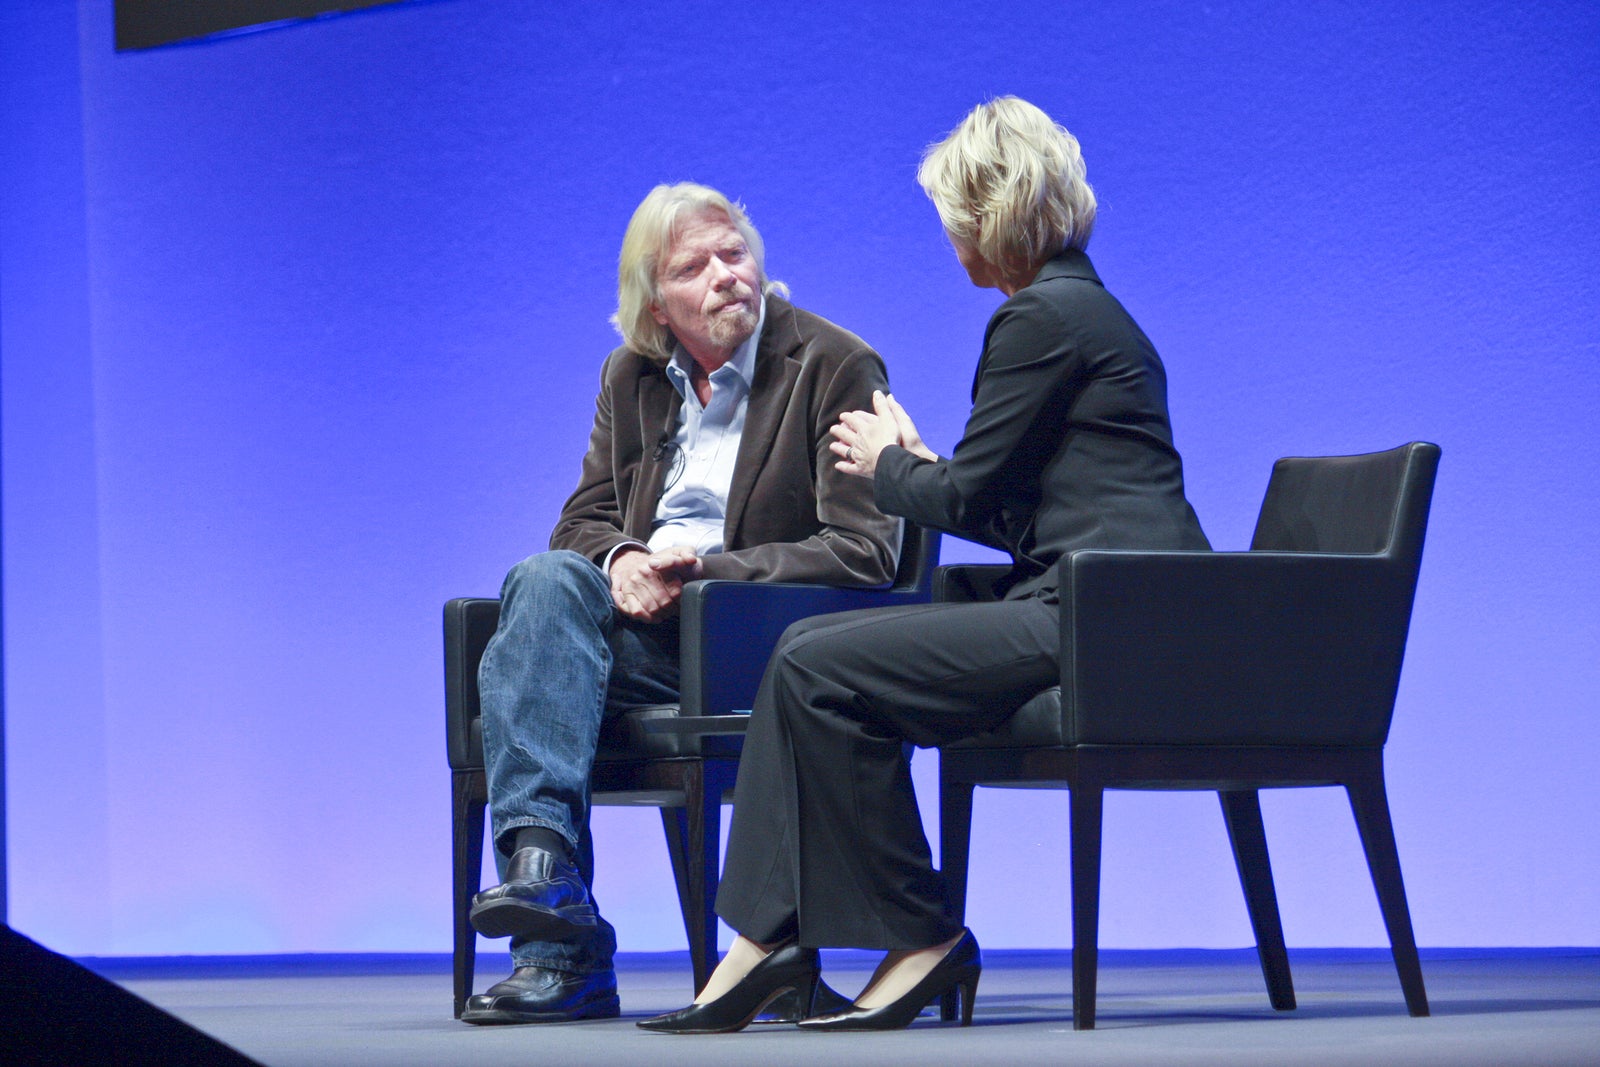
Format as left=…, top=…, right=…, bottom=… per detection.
left=958, top=972, right=979, bottom=1026
left=800, top=969, right=821, bottom=1018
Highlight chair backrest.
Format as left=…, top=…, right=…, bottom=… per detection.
left=1245, top=441, right=1441, bottom=744
left=1053, top=442, right=1441, bottom=749
left=1251, top=442, right=1439, bottom=571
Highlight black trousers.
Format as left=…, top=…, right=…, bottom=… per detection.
left=714, top=596, right=1059, bottom=950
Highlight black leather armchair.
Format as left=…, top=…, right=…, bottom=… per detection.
left=445, top=526, right=940, bottom=1017
left=937, top=442, right=1439, bottom=1029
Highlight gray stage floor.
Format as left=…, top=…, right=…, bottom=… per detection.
left=98, top=948, right=1600, bottom=1067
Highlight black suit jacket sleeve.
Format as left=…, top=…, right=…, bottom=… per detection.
left=874, top=283, right=1079, bottom=544
left=876, top=275, right=1100, bottom=543
left=875, top=251, right=1207, bottom=598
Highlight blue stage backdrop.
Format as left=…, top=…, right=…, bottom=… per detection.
left=2, top=0, right=1596, bottom=956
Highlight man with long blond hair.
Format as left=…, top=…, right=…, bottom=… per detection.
left=462, top=183, right=900, bottom=1025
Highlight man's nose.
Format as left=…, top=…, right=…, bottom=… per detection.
left=709, top=259, right=738, bottom=289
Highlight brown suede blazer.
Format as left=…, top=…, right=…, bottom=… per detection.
left=549, top=296, right=901, bottom=587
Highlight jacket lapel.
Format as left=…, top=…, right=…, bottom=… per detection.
left=627, top=367, right=683, bottom=541
left=724, top=297, right=802, bottom=547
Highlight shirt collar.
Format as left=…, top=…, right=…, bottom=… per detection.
left=665, top=294, right=765, bottom=399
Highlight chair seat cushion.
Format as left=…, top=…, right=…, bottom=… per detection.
left=946, top=683, right=1393, bottom=750
left=597, top=704, right=704, bottom=760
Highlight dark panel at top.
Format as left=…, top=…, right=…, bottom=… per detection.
left=116, top=0, right=405, bottom=51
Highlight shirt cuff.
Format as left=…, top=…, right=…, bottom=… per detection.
left=601, top=541, right=649, bottom=575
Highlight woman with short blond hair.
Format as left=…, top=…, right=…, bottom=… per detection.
left=642, top=97, right=1209, bottom=1035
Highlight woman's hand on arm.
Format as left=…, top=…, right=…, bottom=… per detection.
left=830, top=391, right=935, bottom=477
left=881, top=392, right=938, bottom=462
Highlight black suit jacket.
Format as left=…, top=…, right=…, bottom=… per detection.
left=550, top=296, right=901, bottom=588
left=876, top=249, right=1208, bottom=599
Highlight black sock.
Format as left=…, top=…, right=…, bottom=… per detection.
left=513, top=826, right=571, bottom=861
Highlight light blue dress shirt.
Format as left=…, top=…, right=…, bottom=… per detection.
left=647, top=297, right=766, bottom=555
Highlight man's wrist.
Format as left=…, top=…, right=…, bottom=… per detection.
left=603, top=541, right=649, bottom=576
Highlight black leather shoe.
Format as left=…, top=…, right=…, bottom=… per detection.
left=798, top=929, right=981, bottom=1031
left=637, top=941, right=820, bottom=1034
left=469, top=846, right=598, bottom=940
left=460, top=966, right=620, bottom=1025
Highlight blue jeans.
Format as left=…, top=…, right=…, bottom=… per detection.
left=477, top=549, right=680, bottom=975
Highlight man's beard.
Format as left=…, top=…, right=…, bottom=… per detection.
left=706, top=298, right=758, bottom=350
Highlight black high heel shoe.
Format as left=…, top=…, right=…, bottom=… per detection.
left=637, top=941, right=821, bottom=1034
left=797, top=929, right=980, bottom=1031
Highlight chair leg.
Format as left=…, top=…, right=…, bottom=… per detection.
left=1219, top=790, right=1295, bottom=1011
left=698, top=762, right=736, bottom=990
left=937, top=772, right=976, bottom=1022
left=658, top=762, right=724, bottom=995
left=1069, top=782, right=1105, bottom=1031
left=451, top=769, right=487, bottom=1019
left=659, top=803, right=695, bottom=956
left=1345, top=766, right=1429, bottom=1017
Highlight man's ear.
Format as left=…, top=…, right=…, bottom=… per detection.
left=648, top=302, right=670, bottom=327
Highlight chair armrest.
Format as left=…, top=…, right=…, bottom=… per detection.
left=641, top=714, right=752, bottom=736
left=932, top=564, right=1012, bottom=603
left=1062, top=550, right=1416, bottom=746
left=679, top=578, right=935, bottom=716
left=447, top=574, right=938, bottom=762
left=444, top=597, right=502, bottom=770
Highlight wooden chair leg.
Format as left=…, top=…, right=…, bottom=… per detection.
left=451, top=769, right=487, bottom=1018
left=1069, top=782, right=1105, bottom=1031
left=659, top=803, right=695, bottom=954
left=938, top=771, right=976, bottom=1022
left=1345, top=766, right=1429, bottom=1017
left=1219, top=789, right=1295, bottom=1011
left=697, top=762, right=736, bottom=992
left=657, top=762, right=724, bottom=995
